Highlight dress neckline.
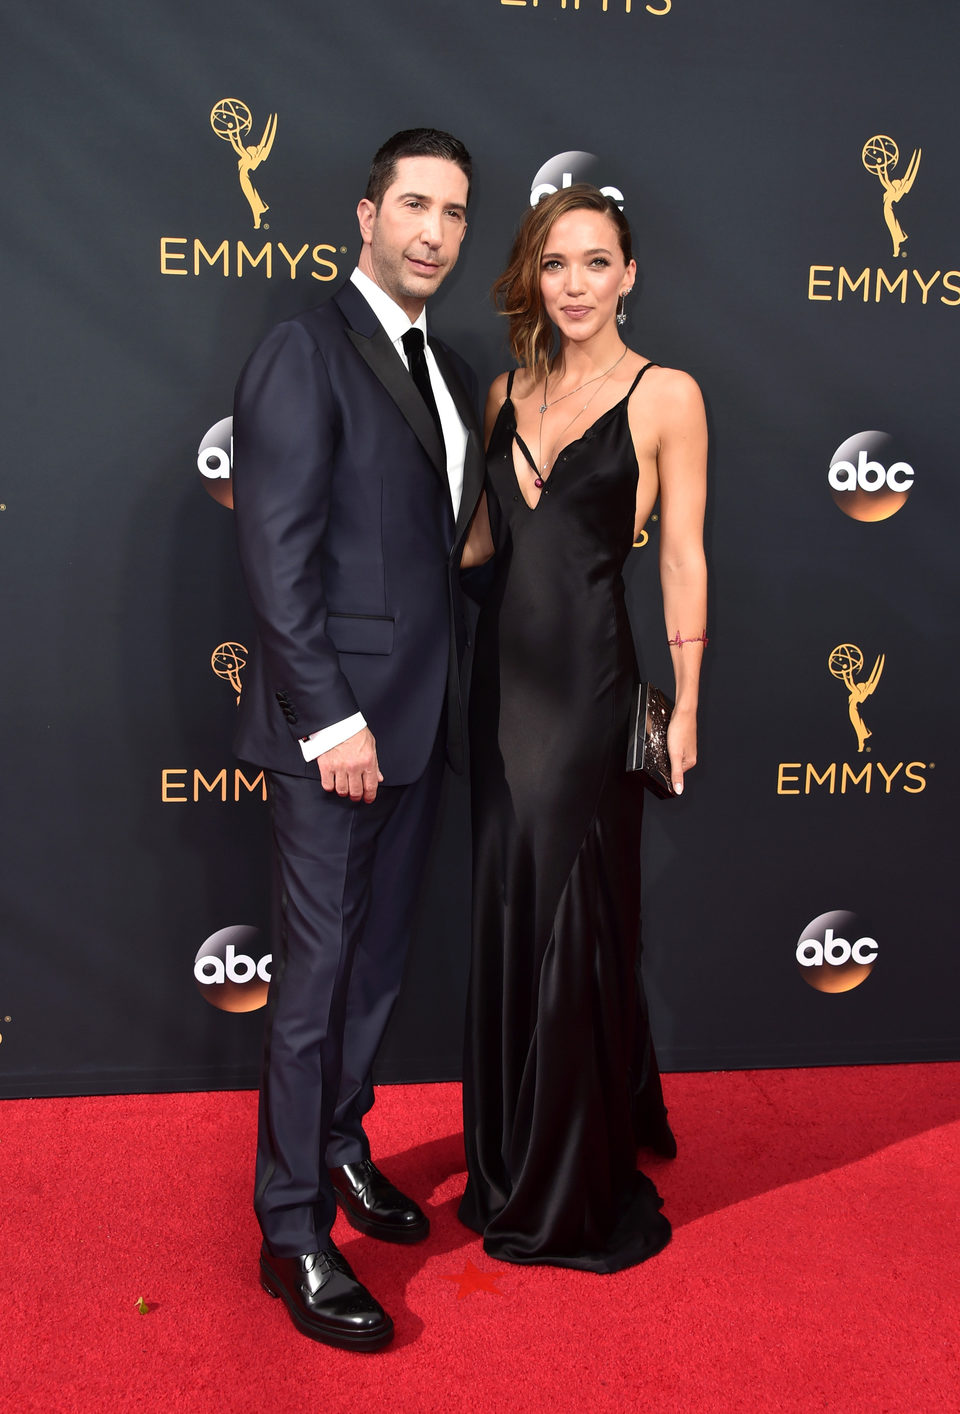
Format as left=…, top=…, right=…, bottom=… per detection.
left=505, top=361, right=657, bottom=510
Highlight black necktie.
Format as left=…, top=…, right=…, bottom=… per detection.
left=401, top=328, right=445, bottom=452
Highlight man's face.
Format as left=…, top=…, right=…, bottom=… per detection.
left=357, top=155, right=469, bottom=318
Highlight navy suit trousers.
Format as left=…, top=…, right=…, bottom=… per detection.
left=254, top=728, right=445, bottom=1257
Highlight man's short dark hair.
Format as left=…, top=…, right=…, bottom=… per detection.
left=365, top=129, right=472, bottom=209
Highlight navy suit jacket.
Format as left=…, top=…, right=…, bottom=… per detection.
left=232, top=280, right=484, bottom=784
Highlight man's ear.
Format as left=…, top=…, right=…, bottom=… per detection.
left=356, top=198, right=376, bottom=245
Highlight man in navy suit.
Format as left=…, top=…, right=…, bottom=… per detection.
left=231, top=130, right=483, bottom=1350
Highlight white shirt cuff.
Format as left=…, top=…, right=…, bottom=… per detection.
left=299, top=712, right=367, bottom=762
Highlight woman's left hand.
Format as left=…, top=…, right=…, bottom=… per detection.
left=667, top=706, right=697, bottom=796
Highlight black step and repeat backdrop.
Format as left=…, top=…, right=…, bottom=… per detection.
left=2, top=1, right=958, bottom=1096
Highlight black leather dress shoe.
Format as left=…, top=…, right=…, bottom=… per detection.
left=259, top=1245, right=393, bottom=1351
left=330, top=1158, right=429, bottom=1244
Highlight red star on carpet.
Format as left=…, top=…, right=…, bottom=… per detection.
left=439, top=1259, right=505, bottom=1299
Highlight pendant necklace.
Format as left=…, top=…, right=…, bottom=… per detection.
left=534, top=347, right=628, bottom=488
left=538, top=347, right=626, bottom=414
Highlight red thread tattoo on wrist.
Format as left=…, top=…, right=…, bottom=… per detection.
left=668, top=630, right=709, bottom=648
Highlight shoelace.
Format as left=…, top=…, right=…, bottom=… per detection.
left=307, top=1249, right=350, bottom=1278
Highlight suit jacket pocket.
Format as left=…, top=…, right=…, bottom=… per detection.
left=326, top=613, right=394, bottom=655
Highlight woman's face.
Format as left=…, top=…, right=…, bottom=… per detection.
left=539, top=208, right=635, bottom=342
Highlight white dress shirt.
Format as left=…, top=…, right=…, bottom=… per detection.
left=299, top=267, right=468, bottom=763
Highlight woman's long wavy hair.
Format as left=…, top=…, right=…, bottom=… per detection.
left=492, top=184, right=633, bottom=380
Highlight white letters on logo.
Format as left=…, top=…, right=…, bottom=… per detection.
left=531, top=177, right=567, bottom=206
left=796, top=928, right=878, bottom=967
left=796, top=940, right=823, bottom=966
left=885, top=462, right=913, bottom=491
left=531, top=173, right=625, bottom=208
left=851, top=936, right=878, bottom=964
left=194, top=944, right=272, bottom=985
left=828, top=450, right=914, bottom=494
left=198, top=439, right=232, bottom=479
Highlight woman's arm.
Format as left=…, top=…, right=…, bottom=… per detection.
left=655, top=369, right=708, bottom=795
left=460, top=372, right=511, bottom=568
left=461, top=491, right=494, bottom=567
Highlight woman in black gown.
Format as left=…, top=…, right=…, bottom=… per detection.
left=459, top=186, right=707, bottom=1272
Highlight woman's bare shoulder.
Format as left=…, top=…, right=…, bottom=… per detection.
left=484, top=369, right=521, bottom=441
left=640, top=362, right=703, bottom=407
left=641, top=359, right=701, bottom=393
left=630, top=363, right=705, bottom=437
left=486, top=369, right=513, bottom=407
left=487, top=367, right=538, bottom=399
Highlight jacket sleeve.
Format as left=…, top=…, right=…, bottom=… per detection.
left=232, top=318, right=359, bottom=741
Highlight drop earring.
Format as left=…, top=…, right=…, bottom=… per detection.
left=617, top=288, right=631, bottom=327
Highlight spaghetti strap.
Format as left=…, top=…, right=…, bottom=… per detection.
left=627, top=361, right=658, bottom=397
left=504, top=370, right=541, bottom=476
left=513, top=431, right=539, bottom=475
left=508, top=360, right=660, bottom=485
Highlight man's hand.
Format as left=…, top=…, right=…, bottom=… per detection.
left=316, top=727, right=383, bottom=803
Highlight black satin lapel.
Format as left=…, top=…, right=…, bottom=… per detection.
left=346, top=325, right=446, bottom=475
left=429, top=342, right=485, bottom=542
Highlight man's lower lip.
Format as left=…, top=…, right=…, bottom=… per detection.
left=408, top=260, right=440, bottom=274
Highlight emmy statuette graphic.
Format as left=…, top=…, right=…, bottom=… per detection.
left=210, top=98, right=277, bottom=229
left=829, top=643, right=884, bottom=754
left=862, top=134, right=920, bottom=259
left=211, top=642, right=248, bottom=704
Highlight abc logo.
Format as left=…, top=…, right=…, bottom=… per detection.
left=795, top=910, right=878, bottom=993
left=198, top=416, right=234, bottom=509
left=827, top=431, right=913, bottom=522
left=194, top=925, right=270, bottom=1012
left=530, top=151, right=625, bottom=209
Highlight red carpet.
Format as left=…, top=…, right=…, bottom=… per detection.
left=2, top=1065, right=958, bottom=1412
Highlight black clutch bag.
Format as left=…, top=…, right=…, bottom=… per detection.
left=627, top=681, right=674, bottom=798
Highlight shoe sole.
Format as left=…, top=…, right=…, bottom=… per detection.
left=333, top=1192, right=430, bottom=1245
left=260, top=1269, right=394, bottom=1352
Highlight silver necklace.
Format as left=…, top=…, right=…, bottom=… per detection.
left=538, top=346, right=628, bottom=414
left=535, top=347, right=629, bottom=482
